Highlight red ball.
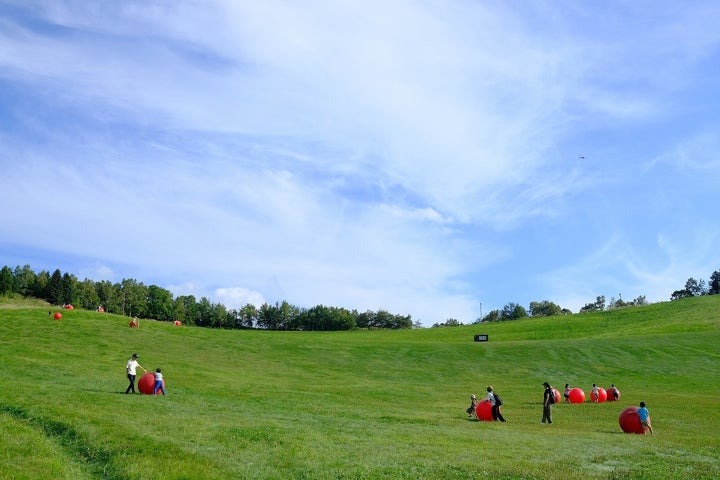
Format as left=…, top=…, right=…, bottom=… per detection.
left=619, top=406, right=645, bottom=434
left=591, top=387, right=607, bottom=403
left=551, top=388, right=561, bottom=404
left=475, top=399, right=494, bottom=421
left=53, top=312, right=62, bottom=320
left=138, top=372, right=165, bottom=395
left=568, top=387, right=585, bottom=403
left=174, top=320, right=181, bottom=326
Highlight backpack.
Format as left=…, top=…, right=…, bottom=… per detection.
left=547, top=389, right=555, bottom=404
left=493, top=392, right=503, bottom=406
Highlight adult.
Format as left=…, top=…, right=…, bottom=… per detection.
left=542, top=382, right=554, bottom=424
left=487, top=385, right=506, bottom=422
left=125, top=353, right=146, bottom=394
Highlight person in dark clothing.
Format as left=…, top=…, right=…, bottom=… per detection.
left=487, top=386, right=506, bottom=422
left=542, top=382, right=553, bottom=424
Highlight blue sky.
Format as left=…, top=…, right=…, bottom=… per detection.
left=1, top=1, right=719, bottom=325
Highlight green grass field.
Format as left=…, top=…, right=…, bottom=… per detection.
left=1, top=296, right=718, bottom=479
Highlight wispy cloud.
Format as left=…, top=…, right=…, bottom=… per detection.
left=1, top=1, right=719, bottom=324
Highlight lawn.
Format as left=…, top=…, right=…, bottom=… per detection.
left=0, top=295, right=718, bottom=479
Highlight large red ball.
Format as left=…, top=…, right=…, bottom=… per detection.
left=551, top=388, right=561, bottom=404
left=591, top=387, right=607, bottom=403
left=619, top=406, right=645, bottom=434
left=568, top=387, right=585, bottom=403
left=53, top=312, right=62, bottom=320
left=475, top=399, right=494, bottom=421
left=138, top=372, right=165, bottom=395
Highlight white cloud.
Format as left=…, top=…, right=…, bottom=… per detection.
left=214, top=287, right=266, bottom=310
left=1, top=1, right=719, bottom=325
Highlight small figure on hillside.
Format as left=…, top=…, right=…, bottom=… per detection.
left=638, top=401, right=653, bottom=435
left=609, top=384, right=620, bottom=401
left=563, top=383, right=570, bottom=403
left=591, top=383, right=599, bottom=402
left=153, top=368, right=166, bottom=396
left=542, top=382, right=554, bottom=424
left=487, top=385, right=506, bottom=422
left=125, top=353, right=146, bottom=394
left=466, top=394, right=478, bottom=418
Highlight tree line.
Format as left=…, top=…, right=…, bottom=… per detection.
left=0, top=265, right=412, bottom=331
left=433, top=266, right=720, bottom=327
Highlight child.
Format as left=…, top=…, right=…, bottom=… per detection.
left=638, top=401, right=653, bottom=435
left=591, top=383, right=599, bottom=402
left=153, top=368, right=166, bottom=395
left=564, top=384, right=570, bottom=403
left=466, top=394, right=478, bottom=418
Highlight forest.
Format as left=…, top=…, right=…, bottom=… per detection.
left=0, top=265, right=412, bottom=331
left=2, top=264, right=718, bottom=330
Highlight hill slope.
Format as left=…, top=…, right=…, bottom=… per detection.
left=1, top=296, right=719, bottom=479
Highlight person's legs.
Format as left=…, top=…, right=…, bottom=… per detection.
left=125, top=374, right=136, bottom=393
left=542, top=405, right=552, bottom=423
left=496, top=407, right=506, bottom=422
left=491, top=405, right=499, bottom=421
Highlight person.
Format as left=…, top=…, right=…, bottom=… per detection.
left=466, top=394, right=478, bottom=418
left=153, top=368, right=166, bottom=395
left=563, top=384, right=570, bottom=403
left=542, top=382, right=554, bottom=424
left=638, top=401, right=653, bottom=435
left=125, top=353, right=146, bottom=394
left=591, top=383, right=599, bottom=402
left=487, top=386, right=506, bottom=422
left=609, top=384, right=620, bottom=401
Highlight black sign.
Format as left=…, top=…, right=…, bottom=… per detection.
left=474, top=334, right=488, bottom=342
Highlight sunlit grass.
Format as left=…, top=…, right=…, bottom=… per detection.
left=0, top=296, right=718, bottom=479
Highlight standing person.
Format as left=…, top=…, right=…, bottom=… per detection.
left=466, top=394, right=478, bottom=418
left=153, top=368, right=166, bottom=396
left=487, top=386, right=506, bottom=422
left=591, top=383, right=599, bottom=402
left=125, top=353, right=146, bottom=394
left=638, top=401, right=653, bottom=435
left=542, top=382, right=554, bottom=424
left=563, top=384, right=570, bottom=403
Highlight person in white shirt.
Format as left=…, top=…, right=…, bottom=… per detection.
left=125, top=353, right=147, bottom=394
left=153, top=368, right=166, bottom=395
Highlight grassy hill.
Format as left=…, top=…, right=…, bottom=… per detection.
left=1, top=296, right=718, bottom=479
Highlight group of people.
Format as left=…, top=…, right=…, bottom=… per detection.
left=578, top=383, right=621, bottom=403
left=125, top=353, right=166, bottom=395
left=468, top=382, right=653, bottom=435
left=466, top=385, right=506, bottom=422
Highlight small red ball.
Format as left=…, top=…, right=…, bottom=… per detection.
left=53, top=312, right=62, bottom=320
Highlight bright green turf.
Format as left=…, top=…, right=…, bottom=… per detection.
left=0, top=296, right=718, bottom=479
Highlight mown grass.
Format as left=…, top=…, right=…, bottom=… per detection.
left=0, top=296, right=718, bottom=479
